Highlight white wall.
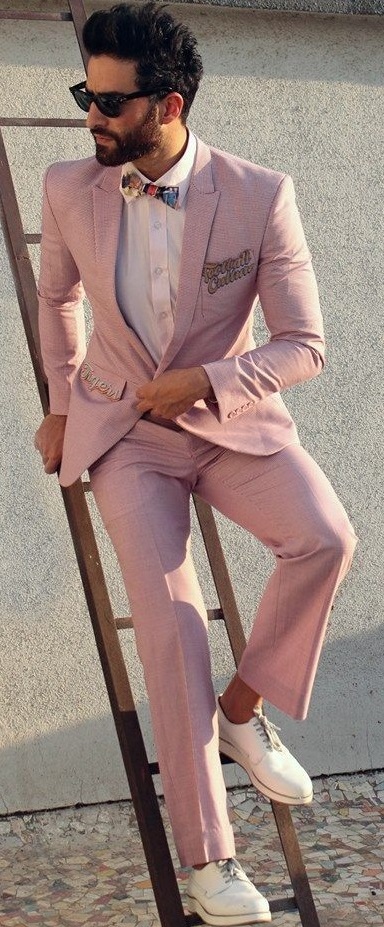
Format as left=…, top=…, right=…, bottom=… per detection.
left=0, top=5, right=383, bottom=813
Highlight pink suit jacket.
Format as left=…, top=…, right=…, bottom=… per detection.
left=38, top=137, right=325, bottom=487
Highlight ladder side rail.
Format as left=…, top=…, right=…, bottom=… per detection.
left=271, top=803, right=321, bottom=927
left=0, top=127, right=187, bottom=927
left=0, top=129, right=47, bottom=409
left=192, top=496, right=319, bottom=927
left=61, top=482, right=188, bottom=927
left=192, top=495, right=247, bottom=664
left=67, top=0, right=89, bottom=68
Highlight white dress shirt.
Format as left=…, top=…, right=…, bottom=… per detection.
left=115, top=131, right=197, bottom=364
left=115, top=132, right=277, bottom=452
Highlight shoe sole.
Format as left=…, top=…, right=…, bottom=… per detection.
left=186, top=895, right=271, bottom=925
left=219, top=737, right=313, bottom=805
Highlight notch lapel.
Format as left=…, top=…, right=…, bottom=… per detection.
left=93, top=166, right=122, bottom=312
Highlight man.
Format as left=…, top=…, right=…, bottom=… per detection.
left=34, top=3, right=357, bottom=923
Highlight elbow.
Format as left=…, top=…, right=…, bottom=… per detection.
left=286, top=337, right=325, bottom=384
left=294, top=327, right=325, bottom=378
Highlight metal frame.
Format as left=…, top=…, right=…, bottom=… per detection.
left=0, top=4, right=321, bottom=925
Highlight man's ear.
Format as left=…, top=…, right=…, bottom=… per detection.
left=160, top=91, right=184, bottom=124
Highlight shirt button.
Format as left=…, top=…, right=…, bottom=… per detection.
left=154, top=220, right=162, bottom=229
left=154, top=267, right=163, bottom=276
left=159, top=311, right=168, bottom=320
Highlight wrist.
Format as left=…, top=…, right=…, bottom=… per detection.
left=197, top=367, right=216, bottom=402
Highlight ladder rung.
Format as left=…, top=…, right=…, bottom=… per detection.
left=149, top=755, right=240, bottom=778
left=0, top=118, right=85, bottom=127
left=0, top=11, right=72, bottom=20
left=115, top=608, right=224, bottom=630
left=269, top=896, right=298, bottom=913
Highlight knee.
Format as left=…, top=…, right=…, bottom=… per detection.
left=318, top=516, right=357, bottom=573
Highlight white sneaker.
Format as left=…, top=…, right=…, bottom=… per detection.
left=186, top=858, right=271, bottom=925
left=217, top=698, right=313, bottom=805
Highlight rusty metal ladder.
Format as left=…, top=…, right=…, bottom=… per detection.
left=0, top=3, right=321, bottom=925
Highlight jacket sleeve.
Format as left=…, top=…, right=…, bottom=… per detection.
left=202, top=174, right=325, bottom=423
left=38, top=166, right=86, bottom=415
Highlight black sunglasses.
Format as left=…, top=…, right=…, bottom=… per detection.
left=69, top=81, right=173, bottom=118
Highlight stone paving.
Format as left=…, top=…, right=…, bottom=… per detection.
left=0, top=772, right=383, bottom=926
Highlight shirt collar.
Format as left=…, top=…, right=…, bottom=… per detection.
left=120, top=130, right=196, bottom=208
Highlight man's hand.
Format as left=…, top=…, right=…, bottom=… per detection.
left=34, top=413, right=67, bottom=474
left=135, top=367, right=213, bottom=419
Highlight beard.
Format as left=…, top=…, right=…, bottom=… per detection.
left=91, top=103, right=162, bottom=167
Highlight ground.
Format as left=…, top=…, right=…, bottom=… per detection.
left=0, top=772, right=383, bottom=926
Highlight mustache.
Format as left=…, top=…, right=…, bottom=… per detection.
left=91, top=128, right=119, bottom=141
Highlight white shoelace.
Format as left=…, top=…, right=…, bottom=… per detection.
left=217, top=859, right=245, bottom=883
left=253, top=710, right=283, bottom=752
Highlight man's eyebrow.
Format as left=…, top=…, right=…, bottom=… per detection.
left=85, top=83, right=116, bottom=97
left=85, top=85, right=127, bottom=96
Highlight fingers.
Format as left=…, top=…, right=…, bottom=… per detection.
left=135, top=397, right=154, bottom=413
left=44, top=456, right=60, bottom=475
left=34, top=414, right=66, bottom=475
left=135, top=396, right=184, bottom=418
left=34, top=435, right=60, bottom=473
left=34, top=441, right=55, bottom=473
left=34, top=432, right=45, bottom=461
left=35, top=444, right=60, bottom=474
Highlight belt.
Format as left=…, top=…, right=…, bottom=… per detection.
left=141, top=411, right=183, bottom=432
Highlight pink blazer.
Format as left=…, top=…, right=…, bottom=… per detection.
left=38, top=137, right=324, bottom=487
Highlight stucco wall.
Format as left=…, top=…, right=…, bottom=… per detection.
left=0, top=5, right=383, bottom=814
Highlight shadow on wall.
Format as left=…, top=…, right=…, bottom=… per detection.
left=0, top=625, right=382, bottom=816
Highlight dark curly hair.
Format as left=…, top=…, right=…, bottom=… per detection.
left=82, top=2, right=203, bottom=123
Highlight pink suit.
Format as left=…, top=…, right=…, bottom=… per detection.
left=38, top=138, right=357, bottom=865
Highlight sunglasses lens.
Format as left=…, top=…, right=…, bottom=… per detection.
left=97, top=97, right=121, bottom=118
left=73, top=89, right=92, bottom=113
left=71, top=89, right=121, bottom=117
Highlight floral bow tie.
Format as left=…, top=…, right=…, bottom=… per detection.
left=120, top=170, right=179, bottom=208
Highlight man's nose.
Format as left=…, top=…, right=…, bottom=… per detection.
left=86, top=101, right=108, bottom=128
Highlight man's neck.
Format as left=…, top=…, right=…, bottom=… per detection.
left=132, top=125, right=188, bottom=181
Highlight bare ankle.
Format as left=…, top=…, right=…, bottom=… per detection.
left=220, top=675, right=263, bottom=724
left=193, top=858, right=230, bottom=870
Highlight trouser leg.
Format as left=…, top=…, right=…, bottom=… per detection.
left=195, top=443, right=357, bottom=720
left=89, top=422, right=235, bottom=867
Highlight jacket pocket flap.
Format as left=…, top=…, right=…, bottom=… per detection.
left=80, top=362, right=126, bottom=401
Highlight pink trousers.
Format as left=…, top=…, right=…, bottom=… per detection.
left=89, top=420, right=357, bottom=866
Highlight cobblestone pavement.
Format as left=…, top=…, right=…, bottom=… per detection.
left=0, top=772, right=383, bottom=926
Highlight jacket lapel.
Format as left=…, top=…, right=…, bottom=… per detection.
left=93, top=166, right=122, bottom=310
left=156, top=139, right=220, bottom=375
left=92, top=165, right=156, bottom=370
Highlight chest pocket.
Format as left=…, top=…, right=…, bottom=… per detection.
left=203, top=248, right=255, bottom=291
left=200, top=248, right=257, bottom=312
